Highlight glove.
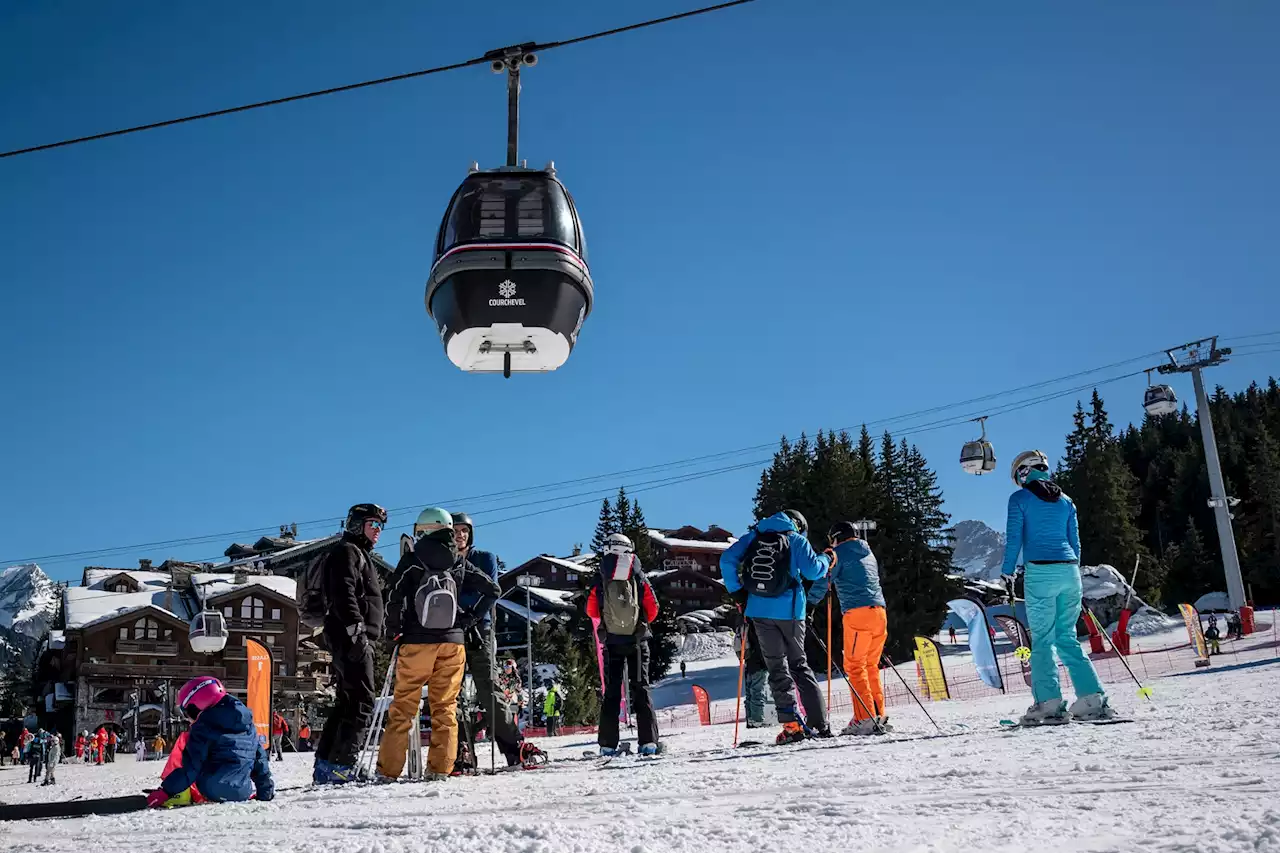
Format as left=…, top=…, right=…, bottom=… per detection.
left=730, top=589, right=748, bottom=608
left=146, top=789, right=170, bottom=809
left=345, top=626, right=369, bottom=663
left=595, top=622, right=607, bottom=646
left=823, top=548, right=837, bottom=567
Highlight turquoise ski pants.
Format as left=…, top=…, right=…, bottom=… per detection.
left=1024, top=562, right=1103, bottom=703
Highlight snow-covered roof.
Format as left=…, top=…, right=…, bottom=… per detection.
left=496, top=598, right=555, bottom=624
left=47, top=630, right=65, bottom=650
left=64, top=585, right=191, bottom=630
left=521, top=586, right=577, bottom=608
left=82, top=569, right=173, bottom=591
left=540, top=555, right=591, bottom=574
left=215, top=537, right=330, bottom=570
left=646, top=530, right=737, bottom=553
left=192, top=573, right=297, bottom=603
left=562, top=552, right=596, bottom=565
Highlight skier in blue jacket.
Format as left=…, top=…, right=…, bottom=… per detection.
left=1003, top=450, right=1113, bottom=725
left=722, top=510, right=832, bottom=743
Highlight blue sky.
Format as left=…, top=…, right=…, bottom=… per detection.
left=1, top=1, right=1276, bottom=582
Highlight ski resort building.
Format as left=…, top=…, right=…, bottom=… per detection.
left=34, top=528, right=394, bottom=745
left=645, top=526, right=736, bottom=618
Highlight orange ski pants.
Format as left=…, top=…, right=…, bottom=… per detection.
left=842, top=606, right=888, bottom=721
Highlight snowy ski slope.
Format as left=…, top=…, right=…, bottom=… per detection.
left=3, top=648, right=1279, bottom=852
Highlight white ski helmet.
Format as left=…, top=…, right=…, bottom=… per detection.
left=603, top=532, right=634, bottom=556
left=1011, top=450, right=1050, bottom=486
left=413, top=507, right=453, bottom=537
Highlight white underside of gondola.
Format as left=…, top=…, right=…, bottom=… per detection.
left=447, top=323, right=571, bottom=373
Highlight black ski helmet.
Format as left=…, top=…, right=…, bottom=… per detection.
left=344, top=503, right=388, bottom=536
left=783, top=509, right=808, bottom=535
left=827, top=520, right=859, bottom=546
left=452, top=511, right=475, bottom=545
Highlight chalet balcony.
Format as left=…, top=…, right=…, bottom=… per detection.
left=81, top=663, right=226, bottom=680
left=115, top=639, right=179, bottom=657
left=223, top=676, right=320, bottom=693
left=227, top=617, right=287, bottom=634
left=296, top=648, right=332, bottom=665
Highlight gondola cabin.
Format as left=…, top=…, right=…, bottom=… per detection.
left=960, top=439, right=997, bottom=475
left=189, top=609, right=228, bottom=654
left=1143, top=384, right=1178, bottom=417
left=425, top=164, right=594, bottom=377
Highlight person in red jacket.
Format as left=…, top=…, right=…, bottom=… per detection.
left=75, top=733, right=85, bottom=761
left=270, top=712, right=286, bottom=761
left=95, top=727, right=107, bottom=766
left=585, top=533, right=661, bottom=757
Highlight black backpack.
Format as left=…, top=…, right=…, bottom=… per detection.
left=740, top=530, right=794, bottom=598
left=297, top=548, right=333, bottom=632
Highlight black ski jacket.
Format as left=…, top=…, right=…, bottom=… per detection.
left=386, top=550, right=500, bottom=646
left=321, top=533, right=385, bottom=642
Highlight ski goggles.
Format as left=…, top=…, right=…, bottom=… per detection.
left=364, top=520, right=386, bottom=531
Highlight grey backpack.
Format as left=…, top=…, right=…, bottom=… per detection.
left=414, top=567, right=459, bottom=632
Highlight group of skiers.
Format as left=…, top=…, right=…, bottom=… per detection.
left=5, top=727, right=63, bottom=784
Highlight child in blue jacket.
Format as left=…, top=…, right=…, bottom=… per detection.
left=722, top=510, right=832, bottom=744
left=147, top=676, right=275, bottom=808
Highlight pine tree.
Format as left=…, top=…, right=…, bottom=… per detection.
left=0, top=655, right=33, bottom=718
left=1241, top=424, right=1280, bottom=599
left=588, top=498, right=619, bottom=563
left=1164, top=518, right=1215, bottom=605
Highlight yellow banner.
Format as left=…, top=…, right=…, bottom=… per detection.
left=245, top=638, right=274, bottom=750
left=1178, top=603, right=1210, bottom=663
left=914, top=636, right=950, bottom=701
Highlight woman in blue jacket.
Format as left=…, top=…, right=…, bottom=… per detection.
left=1003, top=450, right=1113, bottom=725
left=721, top=510, right=832, bottom=744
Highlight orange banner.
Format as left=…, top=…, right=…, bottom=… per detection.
left=245, top=638, right=273, bottom=750
left=691, top=684, right=711, bottom=726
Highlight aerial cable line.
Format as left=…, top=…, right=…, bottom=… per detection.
left=0, top=0, right=757, bottom=160
left=0, top=345, right=1206, bottom=567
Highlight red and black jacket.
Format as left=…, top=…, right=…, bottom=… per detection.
left=585, top=553, right=660, bottom=646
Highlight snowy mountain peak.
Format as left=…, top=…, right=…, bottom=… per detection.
left=0, top=563, right=59, bottom=666
left=951, top=520, right=1006, bottom=582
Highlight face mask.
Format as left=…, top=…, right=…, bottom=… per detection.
left=1024, top=467, right=1051, bottom=484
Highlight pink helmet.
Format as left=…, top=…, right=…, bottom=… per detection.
left=176, top=676, right=226, bottom=717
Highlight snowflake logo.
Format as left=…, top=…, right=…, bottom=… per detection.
left=498, top=280, right=517, bottom=298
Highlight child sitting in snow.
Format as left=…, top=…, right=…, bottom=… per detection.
left=146, top=676, right=274, bottom=808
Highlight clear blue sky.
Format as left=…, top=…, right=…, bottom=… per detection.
left=2, top=1, right=1276, bottom=582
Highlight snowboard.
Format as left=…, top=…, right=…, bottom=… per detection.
left=400, top=533, right=414, bottom=559
left=0, top=794, right=149, bottom=822
left=998, top=717, right=1134, bottom=730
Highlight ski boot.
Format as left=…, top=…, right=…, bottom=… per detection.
left=745, top=720, right=767, bottom=729
left=599, top=746, right=620, bottom=757
left=1019, top=699, right=1070, bottom=726
left=841, top=718, right=881, bottom=736
left=312, top=759, right=360, bottom=785
left=1069, top=693, right=1117, bottom=721
left=638, top=742, right=659, bottom=757
left=426, top=771, right=450, bottom=782
left=775, top=721, right=807, bottom=745
left=811, top=727, right=835, bottom=739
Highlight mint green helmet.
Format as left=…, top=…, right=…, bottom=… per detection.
left=413, top=507, right=453, bottom=536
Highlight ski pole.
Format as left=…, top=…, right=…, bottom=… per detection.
left=488, top=611, right=497, bottom=774
left=826, top=598, right=832, bottom=712
left=1084, top=607, right=1152, bottom=700
left=881, top=653, right=942, bottom=734
left=732, top=620, right=747, bottom=747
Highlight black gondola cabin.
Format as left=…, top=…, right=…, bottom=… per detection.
left=425, top=164, right=594, bottom=376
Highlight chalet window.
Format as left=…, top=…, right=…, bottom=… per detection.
left=279, top=664, right=287, bottom=676
left=163, top=628, right=173, bottom=640
left=223, top=605, right=233, bottom=617
left=550, top=567, right=558, bottom=577
left=241, top=597, right=265, bottom=620
left=265, top=635, right=275, bottom=646
left=133, top=617, right=159, bottom=640
left=567, top=572, right=578, bottom=582
left=271, top=608, right=281, bottom=621
left=111, top=582, right=132, bottom=593
left=118, top=627, right=128, bottom=640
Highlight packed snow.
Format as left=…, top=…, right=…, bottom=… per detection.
left=5, top=621, right=1279, bottom=852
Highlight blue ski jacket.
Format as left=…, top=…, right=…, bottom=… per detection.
left=721, top=513, right=830, bottom=621
left=160, top=695, right=274, bottom=803
left=827, top=538, right=885, bottom=611
left=459, top=547, right=500, bottom=628
left=1002, top=482, right=1081, bottom=576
